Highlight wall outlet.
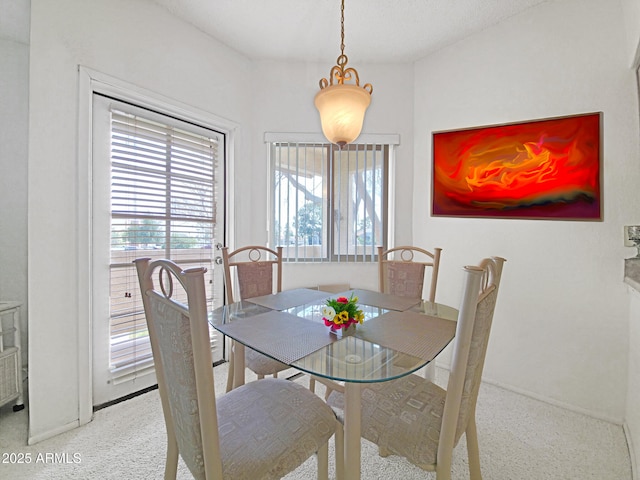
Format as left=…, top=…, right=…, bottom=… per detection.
left=625, top=225, right=640, bottom=247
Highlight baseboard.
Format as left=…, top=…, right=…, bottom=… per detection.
left=28, top=419, right=79, bottom=445
left=481, top=376, right=624, bottom=425
left=624, top=422, right=638, bottom=480
left=434, top=362, right=633, bottom=475
left=434, top=361, right=625, bottom=425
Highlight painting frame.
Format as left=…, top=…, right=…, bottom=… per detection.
left=431, top=112, right=602, bottom=220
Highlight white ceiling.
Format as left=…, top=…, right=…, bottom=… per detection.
left=2, top=0, right=550, bottom=63
left=150, top=0, right=549, bottom=63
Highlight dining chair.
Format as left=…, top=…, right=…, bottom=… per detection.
left=317, top=283, right=351, bottom=294
left=134, top=257, right=342, bottom=480
left=221, top=245, right=289, bottom=392
left=328, top=256, right=506, bottom=480
left=377, top=245, right=442, bottom=302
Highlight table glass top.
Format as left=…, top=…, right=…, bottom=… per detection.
left=209, top=290, right=457, bottom=383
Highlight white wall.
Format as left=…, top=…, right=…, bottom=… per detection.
left=413, top=0, right=640, bottom=422
left=627, top=285, right=640, bottom=478
left=0, top=0, right=29, bottom=371
left=622, top=0, right=640, bottom=64
left=27, top=0, right=252, bottom=442
left=247, top=61, right=415, bottom=290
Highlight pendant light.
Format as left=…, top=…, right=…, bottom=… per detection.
left=314, top=0, right=373, bottom=147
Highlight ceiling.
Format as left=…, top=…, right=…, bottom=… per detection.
left=150, top=0, right=549, bottom=63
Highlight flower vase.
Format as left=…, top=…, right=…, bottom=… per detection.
left=331, top=323, right=357, bottom=337
left=344, top=323, right=356, bottom=336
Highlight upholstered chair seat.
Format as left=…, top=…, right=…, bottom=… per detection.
left=245, top=347, right=289, bottom=377
left=218, top=379, right=337, bottom=479
left=328, top=374, right=447, bottom=468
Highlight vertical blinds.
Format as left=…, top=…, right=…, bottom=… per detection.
left=108, top=108, right=220, bottom=381
left=271, top=142, right=388, bottom=262
left=333, top=144, right=386, bottom=262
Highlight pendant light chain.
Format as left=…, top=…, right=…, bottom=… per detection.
left=315, top=0, right=373, bottom=146
left=318, top=0, right=372, bottom=91
left=340, top=0, right=345, bottom=58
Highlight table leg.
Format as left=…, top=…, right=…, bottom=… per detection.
left=343, top=382, right=361, bottom=480
left=423, top=362, right=435, bottom=382
left=233, top=343, right=245, bottom=389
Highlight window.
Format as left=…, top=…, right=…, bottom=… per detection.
left=107, top=106, right=223, bottom=381
left=269, top=139, right=392, bottom=262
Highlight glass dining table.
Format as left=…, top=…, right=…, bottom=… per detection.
left=210, top=288, right=458, bottom=480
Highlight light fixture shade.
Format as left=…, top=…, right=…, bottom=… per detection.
left=314, top=84, right=371, bottom=146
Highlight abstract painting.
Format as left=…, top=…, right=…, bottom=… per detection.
left=432, top=112, right=601, bottom=219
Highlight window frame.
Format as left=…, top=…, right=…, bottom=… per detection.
left=266, top=133, right=399, bottom=263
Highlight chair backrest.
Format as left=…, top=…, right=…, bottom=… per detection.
left=377, top=245, right=442, bottom=302
left=222, top=245, right=283, bottom=303
left=438, top=257, right=506, bottom=462
left=317, top=283, right=351, bottom=294
left=134, top=258, right=223, bottom=480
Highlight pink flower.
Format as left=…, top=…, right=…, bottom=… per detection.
left=336, top=297, right=349, bottom=304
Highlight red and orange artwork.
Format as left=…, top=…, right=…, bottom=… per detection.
left=432, top=113, right=601, bottom=219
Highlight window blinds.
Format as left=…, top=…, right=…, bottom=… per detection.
left=108, top=108, right=220, bottom=381
left=271, top=142, right=388, bottom=262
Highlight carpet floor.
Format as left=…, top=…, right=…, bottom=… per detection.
left=0, top=363, right=632, bottom=479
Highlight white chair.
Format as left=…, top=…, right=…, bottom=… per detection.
left=378, top=245, right=442, bottom=302
left=134, top=257, right=342, bottom=480
left=222, top=245, right=289, bottom=393
left=312, top=247, right=444, bottom=394
left=378, top=245, right=443, bottom=381
left=317, top=283, right=351, bottom=294
left=328, top=256, right=506, bottom=480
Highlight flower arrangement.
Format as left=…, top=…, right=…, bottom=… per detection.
left=322, top=294, right=364, bottom=331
